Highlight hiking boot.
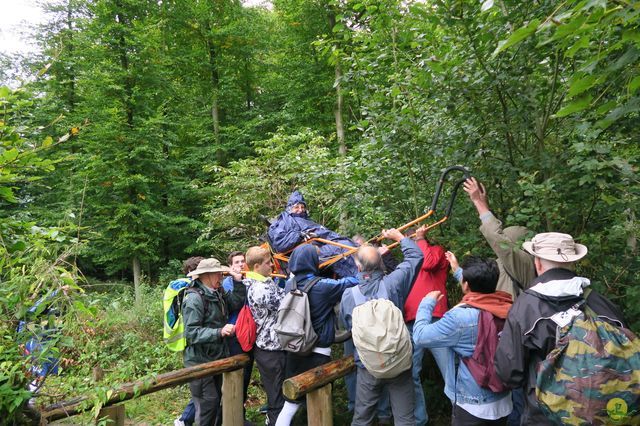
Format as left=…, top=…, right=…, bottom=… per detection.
left=259, top=404, right=268, bottom=414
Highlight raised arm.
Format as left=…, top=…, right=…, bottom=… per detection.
left=382, top=228, right=424, bottom=300
left=464, top=177, right=535, bottom=288
left=223, top=270, right=247, bottom=312
left=415, top=225, right=447, bottom=271
left=413, top=292, right=462, bottom=349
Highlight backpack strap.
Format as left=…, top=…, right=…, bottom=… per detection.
left=301, top=276, right=322, bottom=293
left=351, top=286, right=367, bottom=306
left=351, top=284, right=389, bottom=307
left=186, top=287, right=210, bottom=325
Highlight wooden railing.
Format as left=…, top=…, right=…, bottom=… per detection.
left=282, top=355, right=355, bottom=426
left=40, top=354, right=250, bottom=425
left=40, top=353, right=357, bottom=425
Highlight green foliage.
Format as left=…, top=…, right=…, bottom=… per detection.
left=202, top=129, right=340, bottom=255
left=1, top=0, right=639, bottom=422
left=0, top=86, right=82, bottom=422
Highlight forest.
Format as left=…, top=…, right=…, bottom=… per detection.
left=1, top=0, right=639, bottom=424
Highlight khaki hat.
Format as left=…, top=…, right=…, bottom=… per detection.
left=187, top=258, right=230, bottom=277
left=522, top=232, right=588, bottom=263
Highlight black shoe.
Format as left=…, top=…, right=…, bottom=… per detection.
left=259, top=403, right=268, bottom=414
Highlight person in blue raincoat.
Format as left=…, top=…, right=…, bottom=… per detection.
left=267, top=190, right=358, bottom=278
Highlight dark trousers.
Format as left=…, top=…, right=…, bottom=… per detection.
left=254, top=347, right=287, bottom=425
left=189, top=374, right=222, bottom=426
left=452, top=404, right=508, bottom=426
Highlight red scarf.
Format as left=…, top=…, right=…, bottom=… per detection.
left=459, top=291, right=513, bottom=319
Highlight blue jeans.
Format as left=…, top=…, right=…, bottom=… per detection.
left=344, top=339, right=391, bottom=419
left=407, top=320, right=451, bottom=426
left=180, top=399, right=196, bottom=426
left=507, top=387, right=524, bottom=426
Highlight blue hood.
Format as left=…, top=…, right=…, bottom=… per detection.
left=288, top=244, right=319, bottom=280
left=286, top=190, right=306, bottom=208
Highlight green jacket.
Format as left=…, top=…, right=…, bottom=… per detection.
left=182, top=279, right=246, bottom=367
left=479, top=213, right=536, bottom=297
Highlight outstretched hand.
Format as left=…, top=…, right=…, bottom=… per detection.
left=415, top=225, right=428, bottom=240
left=445, top=251, right=459, bottom=272
left=463, top=177, right=489, bottom=215
left=221, top=324, right=235, bottom=337
left=424, top=290, right=444, bottom=302
left=229, top=268, right=243, bottom=281
left=381, top=228, right=404, bottom=242
left=377, top=244, right=390, bottom=256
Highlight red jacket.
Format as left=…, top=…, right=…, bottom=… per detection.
left=404, top=239, right=449, bottom=321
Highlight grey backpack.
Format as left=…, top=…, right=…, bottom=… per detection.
left=274, top=277, right=321, bottom=354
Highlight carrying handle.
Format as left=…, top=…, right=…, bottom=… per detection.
left=379, top=166, right=471, bottom=248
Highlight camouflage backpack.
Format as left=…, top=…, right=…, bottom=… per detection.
left=535, top=290, right=640, bottom=425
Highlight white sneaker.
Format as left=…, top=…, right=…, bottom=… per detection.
left=174, top=419, right=186, bottom=426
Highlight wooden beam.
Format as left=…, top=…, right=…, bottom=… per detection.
left=222, top=368, right=244, bottom=426
left=307, top=384, right=333, bottom=426
left=42, top=354, right=250, bottom=422
left=282, top=355, right=355, bottom=401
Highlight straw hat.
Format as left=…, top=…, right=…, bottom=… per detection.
left=522, top=232, right=588, bottom=263
left=187, top=258, right=230, bottom=277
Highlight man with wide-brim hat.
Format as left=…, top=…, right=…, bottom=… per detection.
left=182, top=258, right=246, bottom=426
left=494, top=232, right=626, bottom=425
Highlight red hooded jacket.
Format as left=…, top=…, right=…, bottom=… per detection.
left=403, top=239, right=449, bottom=321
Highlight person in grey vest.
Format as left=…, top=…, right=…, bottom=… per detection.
left=340, top=228, right=423, bottom=426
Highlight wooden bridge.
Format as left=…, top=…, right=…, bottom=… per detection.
left=41, top=354, right=355, bottom=426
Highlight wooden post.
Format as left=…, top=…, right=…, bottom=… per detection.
left=222, top=368, right=244, bottom=426
left=307, top=384, right=332, bottom=426
left=97, top=404, right=125, bottom=426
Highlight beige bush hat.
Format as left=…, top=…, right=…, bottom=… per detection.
left=187, top=258, right=230, bottom=277
left=522, top=232, right=588, bottom=263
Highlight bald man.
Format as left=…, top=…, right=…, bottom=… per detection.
left=340, top=229, right=424, bottom=426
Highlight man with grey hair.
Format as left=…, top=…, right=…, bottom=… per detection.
left=495, top=232, right=626, bottom=425
left=340, top=228, right=424, bottom=426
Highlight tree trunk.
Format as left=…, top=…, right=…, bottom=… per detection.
left=208, top=38, right=221, bottom=145
left=334, top=62, right=346, bottom=156
left=133, top=256, right=142, bottom=305
left=65, top=0, right=76, bottom=111
left=327, top=9, right=346, bottom=156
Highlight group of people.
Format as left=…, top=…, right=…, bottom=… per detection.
left=173, top=178, right=626, bottom=426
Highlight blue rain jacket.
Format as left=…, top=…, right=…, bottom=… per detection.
left=268, top=191, right=358, bottom=278
left=286, top=245, right=358, bottom=347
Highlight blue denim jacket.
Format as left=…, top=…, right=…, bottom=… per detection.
left=413, top=297, right=511, bottom=405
